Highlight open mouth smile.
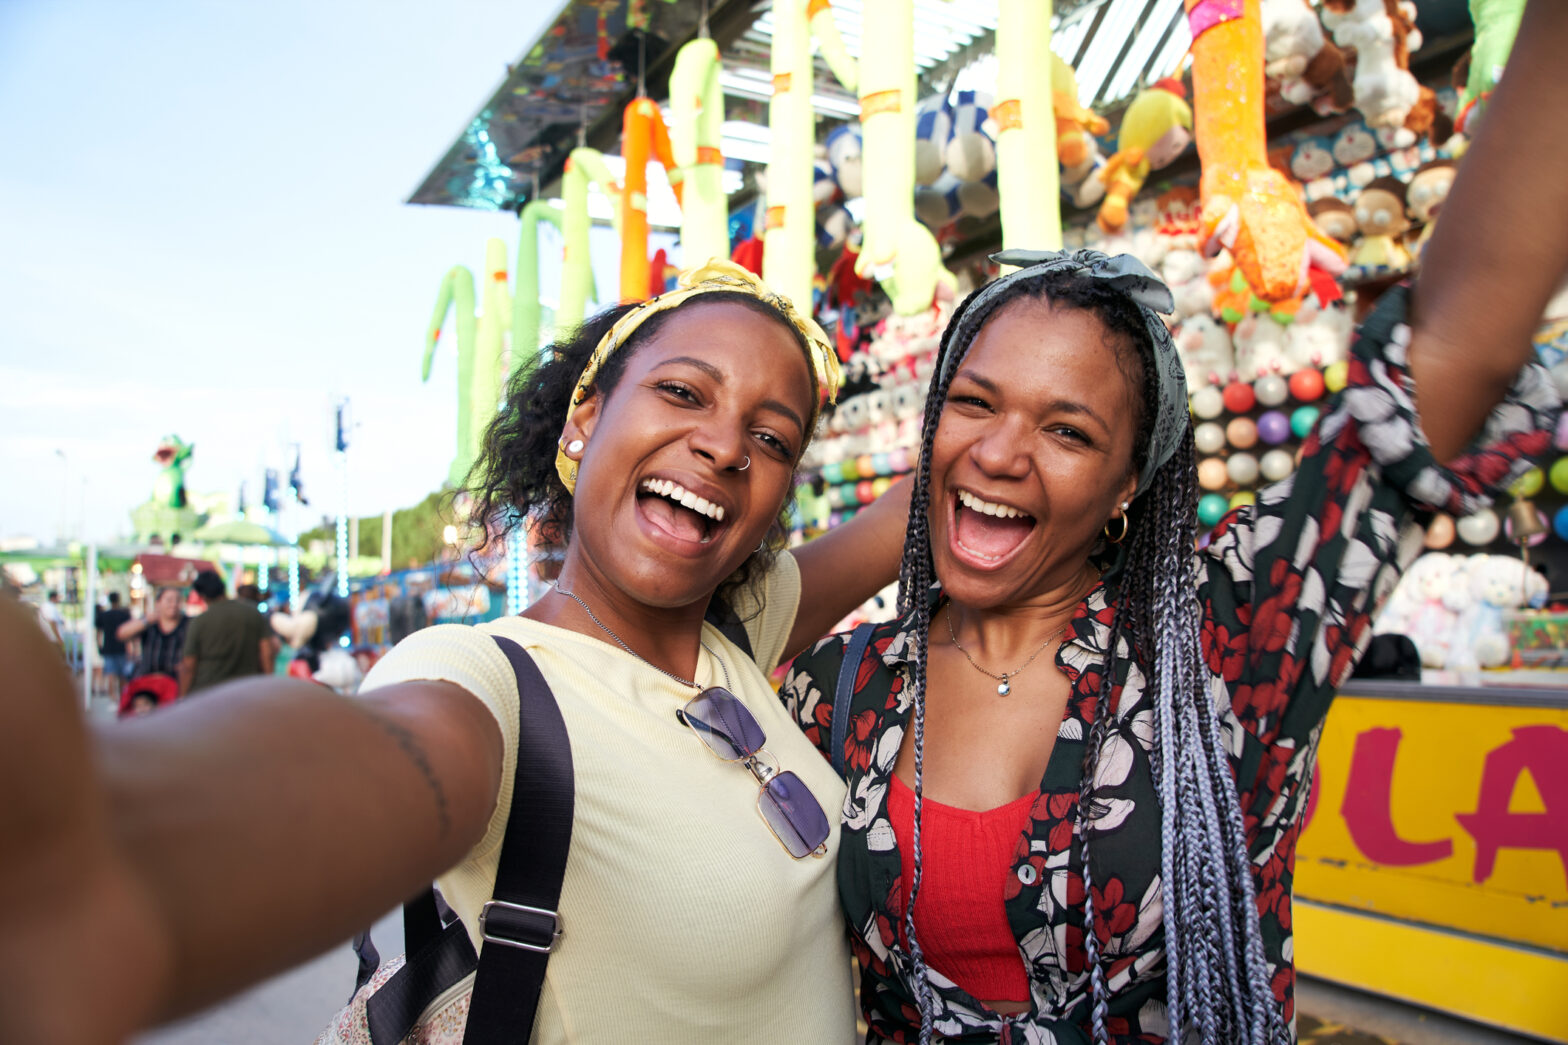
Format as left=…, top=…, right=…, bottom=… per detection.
left=949, top=488, right=1037, bottom=569
left=636, top=476, right=730, bottom=550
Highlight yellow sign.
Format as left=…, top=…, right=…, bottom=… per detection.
left=1296, top=693, right=1568, bottom=950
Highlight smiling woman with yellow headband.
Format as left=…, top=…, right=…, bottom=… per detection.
left=0, top=259, right=911, bottom=1044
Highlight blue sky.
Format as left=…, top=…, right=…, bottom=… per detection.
left=0, top=0, right=583, bottom=545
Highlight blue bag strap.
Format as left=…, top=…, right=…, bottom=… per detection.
left=830, top=622, right=877, bottom=779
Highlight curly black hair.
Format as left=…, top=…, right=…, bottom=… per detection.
left=466, top=291, right=815, bottom=605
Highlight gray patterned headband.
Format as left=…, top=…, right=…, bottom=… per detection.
left=940, top=248, right=1189, bottom=497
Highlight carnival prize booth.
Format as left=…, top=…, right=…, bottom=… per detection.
left=410, top=1, right=1566, bottom=1036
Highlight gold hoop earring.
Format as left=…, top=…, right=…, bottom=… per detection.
left=1104, top=508, right=1129, bottom=544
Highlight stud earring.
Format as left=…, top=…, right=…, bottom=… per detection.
left=565, top=439, right=584, bottom=455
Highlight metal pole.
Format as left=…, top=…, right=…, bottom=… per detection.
left=381, top=509, right=393, bottom=575
left=336, top=447, right=349, bottom=598
left=82, top=543, right=97, bottom=711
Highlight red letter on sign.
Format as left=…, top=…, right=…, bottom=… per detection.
left=1341, top=727, right=1453, bottom=866
left=1455, top=726, right=1568, bottom=884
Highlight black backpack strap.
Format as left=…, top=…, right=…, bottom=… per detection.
left=830, top=622, right=877, bottom=779
left=703, top=594, right=754, bottom=661
left=462, top=636, right=574, bottom=1043
left=363, top=635, right=574, bottom=1045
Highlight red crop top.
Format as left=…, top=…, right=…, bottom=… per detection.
left=887, top=773, right=1035, bottom=1005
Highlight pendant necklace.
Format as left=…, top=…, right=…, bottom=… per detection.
left=554, top=585, right=731, bottom=692
left=945, top=608, right=1054, bottom=696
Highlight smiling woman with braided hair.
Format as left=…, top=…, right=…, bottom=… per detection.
left=783, top=240, right=1559, bottom=1043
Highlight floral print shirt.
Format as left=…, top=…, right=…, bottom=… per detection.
left=780, top=287, right=1560, bottom=1044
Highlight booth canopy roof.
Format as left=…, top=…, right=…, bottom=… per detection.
left=407, top=0, right=1190, bottom=214
left=409, top=0, right=1477, bottom=214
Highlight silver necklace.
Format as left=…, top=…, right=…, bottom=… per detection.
left=554, top=585, right=731, bottom=692
left=944, top=608, right=1054, bottom=696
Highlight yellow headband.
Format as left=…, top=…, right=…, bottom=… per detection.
left=556, top=258, right=841, bottom=494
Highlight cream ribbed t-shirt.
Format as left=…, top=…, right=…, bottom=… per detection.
left=359, top=555, right=854, bottom=1044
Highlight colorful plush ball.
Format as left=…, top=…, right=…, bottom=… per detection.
left=1226, top=453, right=1259, bottom=486
left=1456, top=509, right=1500, bottom=546
left=855, top=454, right=876, bottom=480
left=889, top=446, right=912, bottom=473
left=1260, top=449, right=1294, bottom=482
left=1555, top=505, right=1568, bottom=541
left=1192, top=386, right=1225, bottom=420
left=1511, top=466, right=1544, bottom=498
left=871, top=452, right=891, bottom=476
left=1222, top=381, right=1256, bottom=415
left=1198, top=493, right=1230, bottom=527
left=1290, top=405, right=1320, bottom=439
left=871, top=477, right=892, bottom=498
left=1556, top=414, right=1568, bottom=452
left=1550, top=457, right=1568, bottom=494
left=1289, top=368, right=1325, bottom=402
left=1198, top=457, right=1229, bottom=491
left=1424, top=513, right=1455, bottom=549
left=854, top=480, right=875, bottom=506
left=821, top=460, right=844, bottom=485
left=1323, top=360, right=1349, bottom=394
left=1226, top=417, right=1258, bottom=450
left=1256, top=410, right=1291, bottom=445
left=1254, top=374, right=1289, bottom=407
left=826, top=485, right=848, bottom=510
left=1194, top=422, right=1226, bottom=456
left=1228, top=491, right=1255, bottom=510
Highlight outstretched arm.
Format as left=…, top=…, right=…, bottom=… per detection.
left=0, top=595, right=502, bottom=1043
left=1408, top=0, right=1568, bottom=461
left=786, top=476, right=912, bottom=659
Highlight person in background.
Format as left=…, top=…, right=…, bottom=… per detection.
left=95, top=592, right=132, bottom=697
left=119, top=586, right=190, bottom=681
left=236, top=583, right=283, bottom=670
left=37, top=590, right=65, bottom=646
left=180, top=571, right=273, bottom=695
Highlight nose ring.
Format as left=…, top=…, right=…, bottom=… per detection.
left=737, top=456, right=750, bottom=472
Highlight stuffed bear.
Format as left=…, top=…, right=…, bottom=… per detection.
left=1233, top=311, right=1297, bottom=381
left=1176, top=314, right=1236, bottom=390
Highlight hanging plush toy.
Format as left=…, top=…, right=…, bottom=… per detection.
left=763, top=0, right=818, bottom=311
left=1262, top=0, right=1352, bottom=108
left=1404, top=158, right=1456, bottom=259
left=1096, top=79, right=1193, bottom=233
left=619, top=98, right=681, bottom=302
left=1346, top=175, right=1413, bottom=279
left=559, top=147, right=617, bottom=329
left=669, top=36, right=729, bottom=268
left=513, top=199, right=565, bottom=376
left=994, top=0, right=1063, bottom=250
left=1456, top=0, right=1527, bottom=136
left=1050, top=52, right=1109, bottom=169
left=424, top=238, right=510, bottom=487
left=1320, top=0, right=1425, bottom=132
left=914, top=94, right=954, bottom=186
left=1186, top=0, right=1347, bottom=301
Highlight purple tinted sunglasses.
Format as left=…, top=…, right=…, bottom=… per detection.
left=677, top=688, right=831, bottom=859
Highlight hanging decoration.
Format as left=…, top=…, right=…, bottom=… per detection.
left=513, top=199, right=565, bottom=375
left=994, top=0, right=1060, bottom=251
left=560, top=147, right=616, bottom=330
left=1186, top=0, right=1346, bottom=301
left=424, top=239, right=510, bottom=487
left=619, top=97, right=681, bottom=302
left=669, top=36, right=730, bottom=269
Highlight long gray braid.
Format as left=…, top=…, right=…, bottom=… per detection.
left=894, top=263, right=1283, bottom=1045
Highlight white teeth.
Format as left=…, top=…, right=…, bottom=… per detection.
left=957, top=489, right=1027, bottom=520
left=639, top=478, right=725, bottom=523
